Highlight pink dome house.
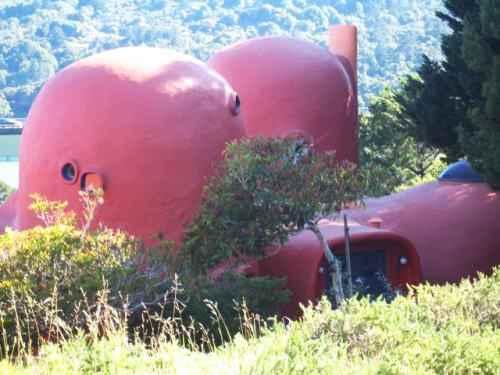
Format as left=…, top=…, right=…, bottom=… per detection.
left=1, top=25, right=497, bottom=317
left=0, top=47, right=245, bottom=244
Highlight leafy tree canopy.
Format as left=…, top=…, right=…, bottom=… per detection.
left=360, top=85, right=445, bottom=197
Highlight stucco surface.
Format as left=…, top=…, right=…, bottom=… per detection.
left=208, top=30, right=358, bottom=163
left=345, top=181, right=500, bottom=283
left=0, top=47, right=245, bottom=243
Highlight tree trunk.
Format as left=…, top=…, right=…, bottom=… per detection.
left=308, top=224, right=345, bottom=307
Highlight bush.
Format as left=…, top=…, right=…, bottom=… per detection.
left=129, top=272, right=290, bottom=349
left=182, top=137, right=365, bottom=268
left=0, top=192, right=172, bottom=356
left=0, top=180, right=13, bottom=205
left=182, top=137, right=366, bottom=305
left=0, top=192, right=289, bottom=356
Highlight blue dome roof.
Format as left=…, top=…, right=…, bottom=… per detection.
left=438, top=160, right=484, bottom=183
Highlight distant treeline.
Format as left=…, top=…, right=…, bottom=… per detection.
left=0, top=0, right=448, bottom=117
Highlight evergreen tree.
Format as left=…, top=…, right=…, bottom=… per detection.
left=461, top=0, right=500, bottom=187
left=397, top=0, right=500, bottom=187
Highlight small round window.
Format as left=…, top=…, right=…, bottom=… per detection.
left=61, top=162, right=78, bottom=184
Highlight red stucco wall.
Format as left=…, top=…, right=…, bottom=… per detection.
left=0, top=47, right=245, bottom=243
left=208, top=28, right=358, bottom=163
left=345, top=181, right=500, bottom=283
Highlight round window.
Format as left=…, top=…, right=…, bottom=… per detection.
left=61, top=162, right=78, bottom=184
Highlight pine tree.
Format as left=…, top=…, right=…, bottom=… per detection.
left=397, top=0, right=500, bottom=187
left=461, top=0, right=500, bottom=187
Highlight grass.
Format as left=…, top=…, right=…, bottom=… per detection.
left=1, top=267, right=499, bottom=375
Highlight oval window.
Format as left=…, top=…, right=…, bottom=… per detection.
left=61, top=162, right=78, bottom=184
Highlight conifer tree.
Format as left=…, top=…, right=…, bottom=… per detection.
left=397, top=0, right=500, bottom=187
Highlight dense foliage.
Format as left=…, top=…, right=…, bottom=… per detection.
left=393, top=0, right=500, bottom=187
left=1, top=267, right=499, bottom=373
left=0, top=0, right=448, bottom=117
left=0, top=193, right=288, bottom=356
left=183, top=137, right=366, bottom=307
left=182, top=137, right=365, bottom=275
left=360, top=86, right=446, bottom=197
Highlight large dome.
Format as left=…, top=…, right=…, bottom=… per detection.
left=15, top=47, right=245, bottom=243
left=208, top=36, right=357, bottom=163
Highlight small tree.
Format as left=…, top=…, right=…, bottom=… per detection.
left=182, top=137, right=366, bottom=306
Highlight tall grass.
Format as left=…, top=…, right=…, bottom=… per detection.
left=1, top=192, right=499, bottom=373
left=1, top=267, right=499, bottom=374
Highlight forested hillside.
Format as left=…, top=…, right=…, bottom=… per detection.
left=0, top=0, right=448, bottom=117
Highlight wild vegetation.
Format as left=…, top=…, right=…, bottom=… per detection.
left=0, top=267, right=498, bottom=373
left=0, top=188, right=289, bottom=357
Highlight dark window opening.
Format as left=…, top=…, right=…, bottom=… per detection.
left=231, top=94, right=241, bottom=116
left=61, top=162, right=77, bottom=183
left=323, top=250, right=396, bottom=304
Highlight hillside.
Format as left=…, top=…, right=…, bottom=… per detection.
left=0, top=0, right=448, bottom=117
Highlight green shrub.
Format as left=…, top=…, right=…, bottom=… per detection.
left=0, top=193, right=168, bottom=356
left=129, top=272, right=290, bottom=349
left=182, top=137, right=366, bottom=306
left=183, top=137, right=365, bottom=273
left=0, top=192, right=289, bottom=356
left=0, top=180, right=13, bottom=204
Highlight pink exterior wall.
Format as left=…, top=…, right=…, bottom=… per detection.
left=208, top=27, right=358, bottom=163
left=0, top=47, right=245, bottom=244
left=345, top=181, right=500, bottom=283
